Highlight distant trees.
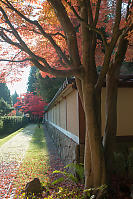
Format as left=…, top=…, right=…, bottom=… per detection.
left=0, top=98, right=12, bottom=116
left=0, top=83, right=12, bottom=105
left=27, top=66, right=65, bottom=103
left=0, top=83, right=12, bottom=116
left=11, top=91, right=19, bottom=105
left=27, top=66, right=38, bottom=94
left=37, top=74, right=65, bottom=103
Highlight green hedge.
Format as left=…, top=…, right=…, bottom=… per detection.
left=0, top=116, right=29, bottom=136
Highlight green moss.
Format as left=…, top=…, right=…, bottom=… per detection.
left=14, top=125, right=50, bottom=191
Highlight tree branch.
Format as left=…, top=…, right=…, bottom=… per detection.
left=33, top=21, right=71, bottom=65
left=0, top=26, right=12, bottom=33
left=64, top=0, right=107, bottom=49
left=90, top=26, right=108, bottom=48
left=97, top=0, right=125, bottom=90
left=126, top=0, right=132, bottom=21
left=48, top=32, right=66, bottom=39
left=112, top=38, right=128, bottom=67
left=29, top=57, right=83, bottom=78
left=64, top=0, right=84, bottom=22
left=0, top=51, right=83, bottom=78
left=0, top=6, right=84, bottom=78
left=0, top=58, right=31, bottom=62
left=18, top=26, right=66, bottom=41
left=0, top=0, right=35, bottom=24
left=87, top=0, right=93, bottom=24
left=11, top=50, right=22, bottom=61
left=113, top=0, right=122, bottom=33
left=95, top=17, right=131, bottom=91
left=0, top=7, right=39, bottom=61
left=94, top=0, right=101, bottom=26
left=47, top=0, right=81, bottom=68
left=0, top=28, right=22, bottom=49
left=0, top=0, right=70, bottom=65
left=95, top=29, right=121, bottom=90
left=0, top=39, right=4, bottom=42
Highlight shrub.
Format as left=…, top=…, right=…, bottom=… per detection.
left=52, top=163, right=84, bottom=184
left=0, top=116, right=29, bottom=136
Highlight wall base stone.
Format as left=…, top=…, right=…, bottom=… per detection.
left=44, top=122, right=80, bottom=166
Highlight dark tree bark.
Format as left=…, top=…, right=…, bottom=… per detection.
left=103, top=38, right=128, bottom=183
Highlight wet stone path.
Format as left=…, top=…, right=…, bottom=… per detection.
left=0, top=124, right=36, bottom=198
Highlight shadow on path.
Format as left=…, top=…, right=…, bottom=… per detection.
left=43, top=125, right=64, bottom=171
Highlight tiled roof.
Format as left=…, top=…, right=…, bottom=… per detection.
left=45, top=62, right=133, bottom=111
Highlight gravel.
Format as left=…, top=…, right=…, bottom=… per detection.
left=0, top=124, right=36, bottom=198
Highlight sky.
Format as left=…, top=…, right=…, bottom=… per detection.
left=7, top=66, right=31, bottom=96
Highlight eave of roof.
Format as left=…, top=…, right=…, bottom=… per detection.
left=45, top=62, right=133, bottom=112
left=45, top=77, right=76, bottom=111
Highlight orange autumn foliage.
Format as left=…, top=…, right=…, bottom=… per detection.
left=14, top=92, right=47, bottom=118
left=0, top=0, right=132, bottom=80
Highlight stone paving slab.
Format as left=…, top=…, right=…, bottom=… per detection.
left=0, top=124, right=36, bottom=164
left=0, top=124, right=36, bottom=198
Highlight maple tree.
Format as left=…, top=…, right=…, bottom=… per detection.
left=0, top=0, right=132, bottom=194
left=8, top=109, right=16, bottom=116
left=14, top=93, right=47, bottom=121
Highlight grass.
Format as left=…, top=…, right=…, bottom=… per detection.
left=0, top=128, right=24, bottom=147
left=11, top=125, right=84, bottom=198
left=13, top=125, right=50, bottom=197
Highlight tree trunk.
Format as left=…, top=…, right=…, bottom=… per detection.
left=103, top=39, right=128, bottom=183
left=103, top=68, right=118, bottom=182
left=82, top=80, right=106, bottom=188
